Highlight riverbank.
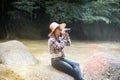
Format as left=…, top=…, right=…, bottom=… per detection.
left=0, top=40, right=120, bottom=80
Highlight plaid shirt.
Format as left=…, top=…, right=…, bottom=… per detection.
left=48, top=34, right=71, bottom=58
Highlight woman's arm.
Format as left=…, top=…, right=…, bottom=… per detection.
left=62, top=33, right=71, bottom=46
left=48, top=38, right=65, bottom=50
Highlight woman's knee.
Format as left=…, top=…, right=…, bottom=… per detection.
left=74, top=62, right=79, bottom=66
left=64, top=58, right=79, bottom=65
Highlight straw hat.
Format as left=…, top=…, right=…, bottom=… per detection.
left=48, top=22, right=66, bottom=37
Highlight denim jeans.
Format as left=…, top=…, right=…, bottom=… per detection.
left=51, top=57, right=84, bottom=80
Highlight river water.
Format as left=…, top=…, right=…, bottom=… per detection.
left=0, top=39, right=120, bottom=80
left=21, top=39, right=120, bottom=69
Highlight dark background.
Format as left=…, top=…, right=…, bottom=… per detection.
left=0, top=0, right=120, bottom=41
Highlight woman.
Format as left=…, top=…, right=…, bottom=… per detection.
left=48, top=22, right=84, bottom=80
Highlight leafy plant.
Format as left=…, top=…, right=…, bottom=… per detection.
left=45, top=0, right=120, bottom=24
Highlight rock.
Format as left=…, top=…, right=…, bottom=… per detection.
left=0, top=64, right=24, bottom=80
left=0, top=40, right=37, bottom=65
left=25, top=65, right=74, bottom=80
left=83, top=52, right=120, bottom=80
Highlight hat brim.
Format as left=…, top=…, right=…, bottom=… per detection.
left=59, top=23, right=66, bottom=29
left=48, top=23, right=66, bottom=37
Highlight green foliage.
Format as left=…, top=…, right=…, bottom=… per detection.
left=46, top=2, right=82, bottom=23
left=81, top=0, right=120, bottom=23
left=45, top=0, right=120, bottom=24
left=11, top=0, right=40, bottom=19
left=11, top=0, right=120, bottom=24
left=12, top=0, right=35, bottom=13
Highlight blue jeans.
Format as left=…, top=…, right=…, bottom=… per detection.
left=51, top=57, right=84, bottom=80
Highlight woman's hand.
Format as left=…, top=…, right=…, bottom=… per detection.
left=61, top=29, right=69, bottom=37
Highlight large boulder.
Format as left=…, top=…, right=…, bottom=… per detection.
left=83, top=53, right=120, bottom=80
left=0, top=40, right=37, bottom=65
left=25, top=65, right=74, bottom=80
